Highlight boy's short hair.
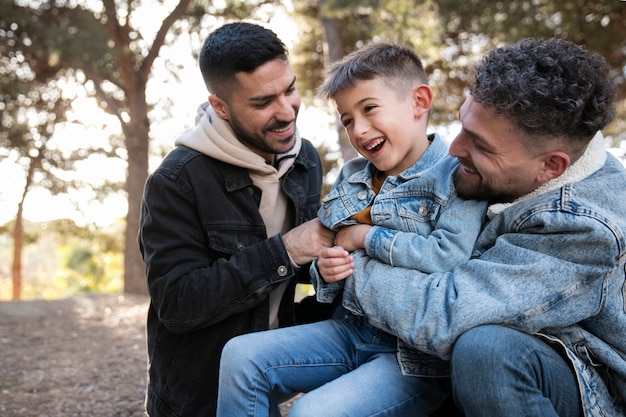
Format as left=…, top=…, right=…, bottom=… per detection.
left=199, top=22, right=288, bottom=99
left=318, top=42, right=428, bottom=101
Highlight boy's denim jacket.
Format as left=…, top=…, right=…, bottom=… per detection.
left=338, top=134, right=626, bottom=417
left=312, top=134, right=487, bottom=375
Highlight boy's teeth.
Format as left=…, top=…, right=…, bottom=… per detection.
left=365, top=139, right=384, bottom=151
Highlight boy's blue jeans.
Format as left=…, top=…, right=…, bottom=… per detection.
left=217, top=313, right=449, bottom=417
left=217, top=315, right=581, bottom=417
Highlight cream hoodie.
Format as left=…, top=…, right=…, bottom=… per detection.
left=176, top=102, right=302, bottom=328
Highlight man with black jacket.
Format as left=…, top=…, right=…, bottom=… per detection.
left=138, top=22, right=335, bottom=417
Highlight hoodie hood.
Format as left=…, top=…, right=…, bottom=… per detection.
left=175, top=102, right=301, bottom=177
left=174, top=102, right=302, bottom=238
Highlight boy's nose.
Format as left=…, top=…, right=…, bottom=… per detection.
left=353, top=118, right=370, bottom=139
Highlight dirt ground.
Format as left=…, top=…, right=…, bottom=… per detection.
left=0, top=294, right=149, bottom=416
left=0, top=293, right=301, bottom=417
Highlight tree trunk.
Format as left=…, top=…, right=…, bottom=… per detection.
left=106, top=0, right=192, bottom=296
left=11, top=204, right=24, bottom=300
left=123, top=148, right=148, bottom=295
left=11, top=156, right=38, bottom=300
left=123, top=92, right=150, bottom=295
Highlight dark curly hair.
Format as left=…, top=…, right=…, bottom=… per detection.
left=199, top=22, right=288, bottom=99
left=471, top=38, right=616, bottom=155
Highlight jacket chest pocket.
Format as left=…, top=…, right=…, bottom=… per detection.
left=205, top=223, right=266, bottom=255
left=393, top=197, right=440, bottom=232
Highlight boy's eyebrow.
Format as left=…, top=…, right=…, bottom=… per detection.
left=339, top=96, right=377, bottom=118
left=248, top=76, right=297, bottom=104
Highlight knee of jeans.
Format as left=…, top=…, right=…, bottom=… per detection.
left=221, top=335, right=250, bottom=372
left=288, top=395, right=322, bottom=417
left=451, top=325, right=511, bottom=372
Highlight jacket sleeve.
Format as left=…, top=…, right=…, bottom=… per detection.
left=139, top=166, right=297, bottom=334
left=344, top=207, right=621, bottom=359
left=365, top=194, right=487, bottom=272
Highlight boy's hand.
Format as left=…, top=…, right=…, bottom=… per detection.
left=318, top=246, right=354, bottom=283
left=334, top=224, right=371, bottom=252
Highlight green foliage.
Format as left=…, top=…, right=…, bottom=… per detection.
left=321, top=0, right=381, bottom=13
left=0, top=0, right=117, bottom=83
left=0, top=219, right=125, bottom=300
left=56, top=243, right=123, bottom=294
left=291, top=0, right=377, bottom=102
left=290, top=0, right=625, bottom=140
left=290, top=12, right=326, bottom=102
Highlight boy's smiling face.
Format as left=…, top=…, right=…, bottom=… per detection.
left=334, top=78, right=432, bottom=176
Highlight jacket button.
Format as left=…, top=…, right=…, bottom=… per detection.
left=418, top=205, right=428, bottom=217
left=236, top=242, right=245, bottom=250
left=277, top=265, right=288, bottom=276
left=357, top=191, right=367, bottom=200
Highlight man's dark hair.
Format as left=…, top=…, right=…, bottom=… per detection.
left=199, top=22, right=288, bottom=98
left=471, top=38, right=616, bottom=155
left=318, top=42, right=428, bottom=102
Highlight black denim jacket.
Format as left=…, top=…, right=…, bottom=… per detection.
left=138, top=140, right=324, bottom=416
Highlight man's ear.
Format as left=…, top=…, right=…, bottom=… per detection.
left=538, top=151, right=570, bottom=183
left=412, top=85, right=433, bottom=118
left=209, top=95, right=230, bottom=120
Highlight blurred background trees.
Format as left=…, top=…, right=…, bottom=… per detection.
left=1, top=0, right=624, bottom=299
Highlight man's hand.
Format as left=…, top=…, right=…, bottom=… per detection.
left=282, top=218, right=335, bottom=266
left=317, top=246, right=354, bottom=283
left=334, top=224, right=371, bottom=252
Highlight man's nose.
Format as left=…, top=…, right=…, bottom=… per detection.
left=274, top=95, right=297, bottom=120
left=449, top=133, right=467, bottom=157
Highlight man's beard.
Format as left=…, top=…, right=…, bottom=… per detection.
left=230, top=114, right=297, bottom=156
left=452, top=169, right=515, bottom=203
left=454, top=170, right=487, bottom=200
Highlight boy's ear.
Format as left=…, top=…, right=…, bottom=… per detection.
left=537, top=151, right=570, bottom=183
left=412, top=85, right=433, bottom=117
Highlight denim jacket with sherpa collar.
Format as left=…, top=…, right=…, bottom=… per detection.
left=340, top=134, right=626, bottom=417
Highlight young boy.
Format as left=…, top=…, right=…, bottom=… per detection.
left=216, top=43, right=487, bottom=417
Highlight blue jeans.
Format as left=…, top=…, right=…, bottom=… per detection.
left=217, top=313, right=449, bottom=417
left=451, top=325, right=582, bottom=417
